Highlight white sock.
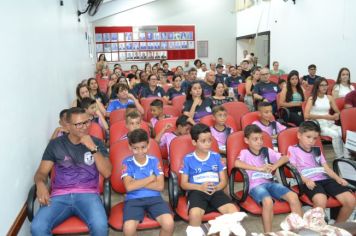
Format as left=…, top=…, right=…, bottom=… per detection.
left=186, top=225, right=205, bottom=236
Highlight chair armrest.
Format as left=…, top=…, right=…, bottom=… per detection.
left=26, top=184, right=37, bottom=222
left=229, top=167, right=249, bottom=203
left=168, top=171, right=179, bottom=209
left=278, top=107, right=290, bottom=121
left=103, top=178, right=111, bottom=216
left=333, top=158, right=356, bottom=191
left=279, top=163, right=304, bottom=197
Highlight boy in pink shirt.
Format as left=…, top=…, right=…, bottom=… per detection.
left=150, top=99, right=171, bottom=129
left=288, top=121, right=355, bottom=222
left=253, top=102, right=286, bottom=147
left=235, top=124, right=302, bottom=233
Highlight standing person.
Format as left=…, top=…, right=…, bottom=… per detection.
left=332, top=67, right=354, bottom=98
left=302, top=64, right=320, bottom=85
left=241, top=60, right=252, bottom=79
left=31, top=108, right=112, bottom=236
left=269, top=61, right=285, bottom=76
left=304, top=78, right=346, bottom=158
left=279, top=70, right=305, bottom=126
left=96, top=54, right=108, bottom=73
left=245, top=68, right=261, bottom=111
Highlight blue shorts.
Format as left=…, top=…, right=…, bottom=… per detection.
left=123, top=196, right=171, bottom=222
left=249, top=182, right=291, bottom=204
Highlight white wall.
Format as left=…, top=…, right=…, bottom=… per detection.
left=236, top=0, right=356, bottom=81
left=0, top=1, right=94, bottom=234
left=93, top=0, right=237, bottom=70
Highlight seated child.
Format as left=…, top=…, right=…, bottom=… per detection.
left=122, top=129, right=174, bottom=236
left=154, top=115, right=193, bottom=159
left=210, top=106, right=234, bottom=154
left=180, top=124, right=237, bottom=235
left=235, top=124, right=302, bottom=233
left=121, top=110, right=144, bottom=140
left=80, top=97, right=109, bottom=131
left=106, top=84, right=144, bottom=117
left=288, top=121, right=355, bottom=223
left=50, top=109, right=68, bottom=140
left=150, top=99, right=171, bottom=128
left=253, top=102, right=286, bottom=147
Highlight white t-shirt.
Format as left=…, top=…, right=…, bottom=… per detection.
left=334, top=84, right=354, bottom=97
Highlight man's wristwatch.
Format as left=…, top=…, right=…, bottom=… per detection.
left=90, top=146, right=99, bottom=154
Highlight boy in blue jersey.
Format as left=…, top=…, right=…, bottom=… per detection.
left=180, top=124, right=237, bottom=235
left=121, top=129, right=174, bottom=236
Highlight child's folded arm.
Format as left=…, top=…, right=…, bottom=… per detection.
left=123, top=175, right=155, bottom=192
left=145, top=174, right=165, bottom=191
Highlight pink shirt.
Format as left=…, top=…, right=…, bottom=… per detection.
left=252, top=120, right=286, bottom=136
left=160, top=132, right=177, bottom=159
left=210, top=126, right=233, bottom=151
left=238, top=148, right=281, bottom=191
left=288, top=145, right=327, bottom=182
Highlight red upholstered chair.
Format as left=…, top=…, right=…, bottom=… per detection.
left=269, top=75, right=279, bottom=84
left=334, top=97, right=345, bottom=112
left=276, top=93, right=297, bottom=128
left=326, top=79, right=336, bottom=95
left=140, top=97, right=168, bottom=122
left=168, top=135, right=233, bottom=221
left=110, top=120, right=150, bottom=146
left=237, top=83, right=246, bottom=101
left=340, top=107, right=356, bottom=142
left=97, top=79, right=109, bottom=94
left=222, top=101, right=249, bottom=131
left=109, top=109, right=126, bottom=125
left=162, top=84, right=172, bottom=93
left=146, top=105, right=181, bottom=122
left=88, top=122, right=105, bottom=141
left=277, top=128, right=347, bottom=210
left=280, top=74, right=288, bottom=81
left=226, top=131, right=292, bottom=214
left=27, top=172, right=110, bottom=235
left=109, top=138, right=164, bottom=231
left=171, top=95, right=186, bottom=113
left=200, top=114, right=237, bottom=132
left=240, top=111, right=276, bottom=130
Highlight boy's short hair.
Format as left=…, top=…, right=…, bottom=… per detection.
left=59, top=109, right=68, bottom=120
left=244, top=124, right=263, bottom=138
left=176, top=115, right=193, bottom=127
left=298, top=121, right=321, bottom=134
left=150, top=99, right=163, bottom=108
left=66, top=107, right=86, bottom=123
left=128, top=128, right=149, bottom=145
left=257, top=101, right=272, bottom=110
left=188, top=67, right=197, bottom=74
left=212, top=105, right=226, bottom=115
left=127, top=103, right=136, bottom=109
left=125, top=110, right=141, bottom=123
left=80, top=97, right=96, bottom=109
left=190, top=123, right=211, bottom=142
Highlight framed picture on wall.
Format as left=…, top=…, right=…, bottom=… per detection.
left=140, top=42, right=147, bottom=50
left=139, top=32, right=146, bottom=40
left=187, top=32, right=193, bottom=40
left=111, top=43, right=118, bottom=51
left=112, top=53, right=119, bottom=61
left=168, top=32, right=174, bottom=40
left=118, top=33, right=125, bottom=41
left=132, top=42, right=140, bottom=50
left=181, top=41, right=188, bottom=49
left=111, top=33, right=118, bottom=42
left=188, top=41, right=195, bottom=49
left=153, top=32, right=161, bottom=40
left=126, top=42, right=133, bottom=50
left=126, top=52, right=133, bottom=60
left=104, top=53, right=112, bottom=61
left=160, top=51, right=167, bottom=59
left=161, top=32, right=167, bottom=40
left=154, top=51, right=160, bottom=59
left=168, top=41, right=175, bottom=49
left=95, top=34, right=103, bottom=42
left=96, top=44, right=103, bottom=52
left=174, top=32, right=181, bottom=40
left=132, top=32, right=139, bottom=41
left=140, top=51, right=147, bottom=59
left=104, top=43, right=111, bottom=52
left=146, top=32, right=153, bottom=41
left=133, top=52, right=140, bottom=60
left=161, top=41, right=167, bottom=49
left=119, top=52, right=126, bottom=61
left=125, top=32, right=132, bottom=41
left=197, top=41, right=208, bottom=57
left=119, top=43, right=125, bottom=50
left=103, top=33, right=111, bottom=42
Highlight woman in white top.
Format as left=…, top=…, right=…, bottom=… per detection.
left=332, top=67, right=354, bottom=98
left=305, top=78, right=345, bottom=158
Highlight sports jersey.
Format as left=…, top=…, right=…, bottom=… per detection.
left=183, top=98, right=212, bottom=122
left=201, top=81, right=214, bottom=97
left=159, top=132, right=177, bottom=159
left=225, top=76, right=244, bottom=89
left=252, top=120, right=286, bottom=136
left=238, top=148, right=281, bottom=191
left=42, top=135, right=108, bottom=197
left=140, top=86, right=166, bottom=98
left=302, top=75, right=320, bottom=85
left=210, top=125, right=233, bottom=151
left=180, top=151, right=226, bottom=185
left=106, top=99, right=134, bottom=113
left=121, top=155, right=163, bottom=200
left=167, top=87, right=185, bottom=100
left=253, top=81, right=280, bottom=102
left=150, top=115, right=171, bottom=128
left=288, top=145, right=327, bottom=182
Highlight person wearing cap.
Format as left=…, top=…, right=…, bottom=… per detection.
left=215, top=64, right=228, bottom=83
left=302, top=64, right=320, bottom=85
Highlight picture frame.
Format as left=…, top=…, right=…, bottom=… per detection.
left=95, top=33, right=103, bottom=42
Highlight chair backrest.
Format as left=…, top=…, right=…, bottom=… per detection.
left=110, top=120, right=150, bottom=146
left=237, top=83, right=246, bottom=101
left=140, top=97, right=167, bottom=121
left=154, top=117, right=178, bottom=159
left=146, top=105, right=181, bottom=122
left=269, top=75, right=279, bottom=84
left=222, top=101, right=249, bottom=131
left=326, top=79, right=335, bottom=95
left=277, top=127, right=324, bottom=155
left=110, top=138, right=163, bottom=193
left=88, top=122, right=105, bottom=141
left=162, top=84, right=172, bottom=93
left=96, top=79, right=109, bottom=94
left=280, top=74, right=288, bottom=81
left=171, top=95, right=186, bottom=113
left=199, top=114, right=237, bottom=132
left=169, top=135, right=219, bottom=184
left=335, top=97, right=345, bottom=112
left=341, top=107, right=356, bottom=142
left=109, top=109, right=126, bottom=125
left=226, top=131, right=273, bottom=177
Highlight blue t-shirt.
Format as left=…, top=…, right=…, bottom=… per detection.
left=201, top=81, right=214, bottom=97
left=180, top=151, right=226, bottom=185
left=140, top=86, right=166, bottom=98
left=215, top=73, right=229, bottom=83
left=303, top=75, right=320, bottom=85
left=253, top=81, right=280, bottom=102
left=106, top=99, right=134, bottom=113
left=183, top=98, right=212, bottom=122
left=225, top=76, right=244, bottom=89
left=167, top=87, right=185, bottom=100
left=121, top=155, right=163, bottom=200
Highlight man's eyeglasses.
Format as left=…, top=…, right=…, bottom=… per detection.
left=319, top=84, right=328, bottom=87
left=261, top=73, right=269, bottom=76
left=72, top=119, right=91, bottom=129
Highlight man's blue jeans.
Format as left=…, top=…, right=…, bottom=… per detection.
left=31, top=193, right=108, bottom=236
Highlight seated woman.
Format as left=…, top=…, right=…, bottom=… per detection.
left=96, top=54, right=108, bottom=74
left=140, top=74, right=166, bottom=98
left=167, top=75, right=185, bottom=103
left=332, top=67, right=354, bottom=98
left=244, top=68, right=260, bottom=111
left=211, top=81, right=234, bottom=107
left=183, top=81, right=212, bottom=123
left=279, top=70, right=305, bottom=126
left=87, top=78, right=109, bottom=107
left=71, top=83, right=106, bottom=115
left=304, top=78, right=346, bottom=158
